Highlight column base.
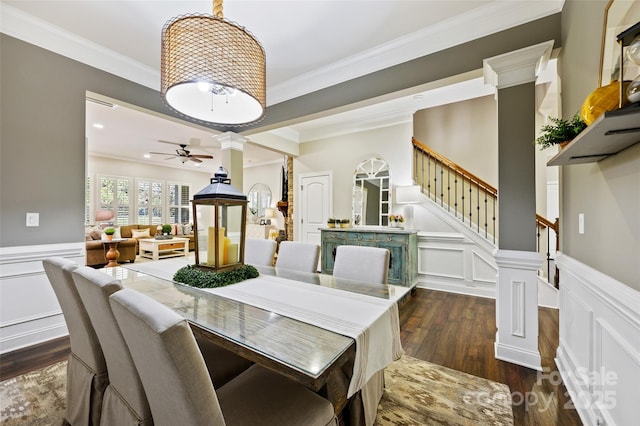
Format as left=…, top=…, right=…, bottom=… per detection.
left=495, top=335, right=542, bottom=371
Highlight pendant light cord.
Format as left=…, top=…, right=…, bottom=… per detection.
left=213, top=0, right=223, bottom=18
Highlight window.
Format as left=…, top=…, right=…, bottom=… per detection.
left=137, top=179, right=163, bottom=225
left=168, top=183, right=191, bottom=224
left=97, top=175, right=131, bottom=225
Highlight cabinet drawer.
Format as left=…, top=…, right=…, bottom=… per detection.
left=322, top=231, right=346, bottom=242
left=346, top=232, right=376, bottom=242
left=374, top=233, right=407, bottom=244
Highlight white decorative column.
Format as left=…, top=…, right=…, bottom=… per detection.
left=493, top=249, right=543, bottom=370
left=484, top=40, right=553, bottom=371
left=215, top=131, right=246, bottom=189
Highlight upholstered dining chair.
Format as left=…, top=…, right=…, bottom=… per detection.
left=110, top=288, right=338, bottom=426
left=244, top=238, right=277, bottom=266
left=275, top=241, right=320, bottom=273
left=42, top=257, right=108, bottom=426
left=332, top=245, right=390, bottom=284
left=71, top=266, right=153, bottom=425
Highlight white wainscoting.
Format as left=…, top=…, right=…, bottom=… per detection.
left=0, top=243, right=85, bottom=354
left=555, top=253, right=640, bottom=426
left=416, top=232, right=497, bottom=298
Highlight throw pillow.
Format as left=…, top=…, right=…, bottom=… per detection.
left=183, top=224, right=192, bottom=235
left=131, top=228, right=151, bottom=239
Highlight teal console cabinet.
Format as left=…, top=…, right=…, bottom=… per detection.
left=321, top=227, right=418, bottom=287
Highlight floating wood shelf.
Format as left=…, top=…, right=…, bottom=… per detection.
left=547, top=105, right=640, bottom=166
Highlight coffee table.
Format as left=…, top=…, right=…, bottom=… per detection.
left=138, top=237, right=190, bottom=261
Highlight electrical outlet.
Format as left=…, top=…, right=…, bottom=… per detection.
left=578, top=213, right=584, bottom=234
left=26, top=212, right=39, bottom=227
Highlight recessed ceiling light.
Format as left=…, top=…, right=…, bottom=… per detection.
left=93, top=123, right=104, bottom=129
left=143, top=153, right=151, bottom=159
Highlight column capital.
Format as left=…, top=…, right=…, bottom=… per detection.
left=483, top=40, right=554, bottom=89
left=494, top=249, right=544, bottom=270
left=215, top=131, right=247, bottom=151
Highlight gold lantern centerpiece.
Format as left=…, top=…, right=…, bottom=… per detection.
left=192, top=167, right=247, bottom=272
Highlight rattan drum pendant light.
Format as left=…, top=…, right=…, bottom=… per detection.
left=161, top=0, right=266, bottom=126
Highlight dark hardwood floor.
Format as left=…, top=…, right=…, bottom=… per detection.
left=0, top=288, right=582, bottom=425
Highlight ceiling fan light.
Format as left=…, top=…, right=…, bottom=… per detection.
left=161, top=12, right=266, bottom=126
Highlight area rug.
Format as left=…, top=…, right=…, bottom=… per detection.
left=376, top=355, right=513, bottom=425
left=0, top=356, right=513, bottom=425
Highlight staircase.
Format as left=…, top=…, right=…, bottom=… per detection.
left=411, top=138, right=558, bottom=306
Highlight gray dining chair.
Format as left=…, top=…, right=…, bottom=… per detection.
left=275, top=241, right=320, bottom=273
left=71, top=266, right=153, bottom=425
left=244, top=238, right=277, bottom=266
left=332, top=245, right=390, bottom=284
left=42, top=257, right=108, bottom=426
left=110, top=288, right=338, bottom=426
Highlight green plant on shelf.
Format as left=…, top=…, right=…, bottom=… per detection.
left=104, top=227, right=116, bottom=236
left=536, top=114, right=586, bottom=149
left=162, top=224, right=173, bottom=234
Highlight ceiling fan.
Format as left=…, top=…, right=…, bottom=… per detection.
left=150, top=140, right=214, bottom=164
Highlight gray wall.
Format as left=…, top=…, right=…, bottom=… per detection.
left=0, top=35, right=201, bottom=246
left=560, top=0, right=640, bottom=289
left=1, top=14, right=561, bottom=248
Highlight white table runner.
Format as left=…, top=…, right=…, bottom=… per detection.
left=205, top=274, right=404, bottom=398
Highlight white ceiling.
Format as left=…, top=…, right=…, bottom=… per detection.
left=1, top=0, right=563, bottom=170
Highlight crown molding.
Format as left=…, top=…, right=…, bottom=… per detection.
left=2, top=1, right=563, bottom=105
left=267, top=0, right=564, bottom=104
left=0, top=4, right=159, bottom=90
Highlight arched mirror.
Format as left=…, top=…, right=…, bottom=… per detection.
left=352, top=157, right=391, bottom=227
left=247, top=183, right=272, bottom=221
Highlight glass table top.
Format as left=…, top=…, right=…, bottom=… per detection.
left=102, top=263, right=409, bottom=385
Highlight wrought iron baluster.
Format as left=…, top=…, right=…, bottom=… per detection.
left=468, top=179, right=473, bottom=227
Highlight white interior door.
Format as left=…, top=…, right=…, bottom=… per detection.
left=299, top=172, right=331, bottom=245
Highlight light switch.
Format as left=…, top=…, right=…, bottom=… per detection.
left=26, top=212, right=39, bottom=227
left=578, top=213, right=584, bottom=235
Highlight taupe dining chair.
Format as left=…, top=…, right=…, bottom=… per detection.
left=110, top=288, right=338, bottom=426
left=71, top=266, right=153, bottom=425
left=332, top=245, right=390, bottom=284
left=244, top=238, right=277, bottom=266
left=275, top=241, right=320, bottom=273
left=42, top=257, right=108, bottom=426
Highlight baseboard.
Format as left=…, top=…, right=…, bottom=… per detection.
left=494, top=339, right=542, bottom=371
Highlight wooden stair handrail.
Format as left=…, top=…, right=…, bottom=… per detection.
left=412, top=137, right=498, bottom=196
left=536, top=214, right=559, bottom=233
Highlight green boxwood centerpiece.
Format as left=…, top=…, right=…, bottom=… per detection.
left=173, top=264, right=259, bottom=289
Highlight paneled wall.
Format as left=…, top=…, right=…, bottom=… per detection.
left=555, top=254, right=640, bottom=426
left=0, top=243, right=84, bottom=353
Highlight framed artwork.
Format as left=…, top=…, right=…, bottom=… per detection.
left=599, top=0, right=640, bottom=87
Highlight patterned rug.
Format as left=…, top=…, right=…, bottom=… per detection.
left=1, top=356, right=513, bottom=425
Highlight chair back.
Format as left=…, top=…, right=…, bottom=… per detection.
left=244, top=238, right=277, bottom=266
left=275, top=241, right=320, bottom=273
left=72, top=267, right=152, bottom=424
left=110, top=288, right=225, bottom=426
left=43, top=257, right=107, bottom=426
left=333, top=245, right=390, bottom=284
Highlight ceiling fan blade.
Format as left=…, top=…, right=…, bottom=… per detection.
left=189, top=154, right=214, bottom=159
left=190, top=157, right=203, bottom=163
left=149, top=151, right=176, bottom=156
left=157, top=139, right=184, bottom=147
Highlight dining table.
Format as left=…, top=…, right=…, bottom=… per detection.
left=101, top=258, right=409, bottom=425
